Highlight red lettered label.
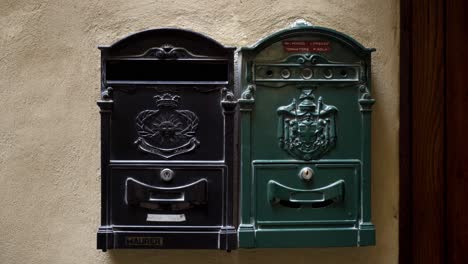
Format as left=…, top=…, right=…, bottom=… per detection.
left=283, top=41, right=331, bottom=52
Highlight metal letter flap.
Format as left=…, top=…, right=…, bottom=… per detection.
left=126, top=178, right=208, bottom=207
left=267, top=180, right=344, bottom=208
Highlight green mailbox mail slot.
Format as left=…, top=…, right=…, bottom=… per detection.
left=238, top=20, right=376, bottom=248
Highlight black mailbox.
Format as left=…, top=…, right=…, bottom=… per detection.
left=97, top=28, right=237, bottom=251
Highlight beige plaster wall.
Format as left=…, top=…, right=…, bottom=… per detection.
left=0, top=0, right=399, bottom=263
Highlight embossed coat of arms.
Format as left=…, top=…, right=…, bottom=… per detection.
left=134, top=93, right=200, bottom=158
left=277, top=89, right=338, bottom=161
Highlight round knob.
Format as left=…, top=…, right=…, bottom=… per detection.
left=299, top=167, right=314, bottom=181
left=160, top=168, right=174, bottom=182
left=281, top=69, right=291, bottom=79
left=323, top=68, right=333, bottom=79
left=302, top=68, right=313, bottom=79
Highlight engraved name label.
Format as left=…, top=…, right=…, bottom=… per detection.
left=147, top=213, right=186, bottom=222
left=126, top=236, right=163, bottom=247
left=283, top=41, right=331, bottom=52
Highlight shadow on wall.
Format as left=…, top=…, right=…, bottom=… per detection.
left=109, top=247, right=376, bottom=264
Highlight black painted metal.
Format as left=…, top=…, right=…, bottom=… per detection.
left=97, top=28, right=237, bottom=251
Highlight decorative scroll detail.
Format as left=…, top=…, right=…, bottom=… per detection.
left=241, top=84, right=256, bottom=100
left=221, top=87, right=237, bottom=112
left=142, top=44, right=209, bottom=59
left=254, top=54, right=362, bottom=83
left=277, top=89, right=338, bottom=161
left=134, top=93, right=200, bottom=158
left=295, top=54, right=327, bottom=64
left=256, top=53, right=359, bottom=68
left=289, top=19, right=313, bottom=28
left=358, top=85, right=375, bottom=112
left=222, top=87, right=235, bottom=102
left=101, top=87, right=113, bottom=100
left=282, top=53, right=345, bottom=65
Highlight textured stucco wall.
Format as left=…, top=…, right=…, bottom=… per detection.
left=0, top=0, right=399, bottom=263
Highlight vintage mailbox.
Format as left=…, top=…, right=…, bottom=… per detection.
left=238, top=20, right=376, bottom=248
left=97, top=28, right=237, bottom=251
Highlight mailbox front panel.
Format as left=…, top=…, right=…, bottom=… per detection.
left=254, top=161, right=359, bottom=224
left=238, top=21, right=376, bottom=248
left=97, top=28, right=236, bottom=251
left=110, top=87, right=224, bottom=161
left=110, top=166, right=224, bottom=227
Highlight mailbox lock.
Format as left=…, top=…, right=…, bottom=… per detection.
left=160, top=168, right=175, bottom=182
left=299, top=167, right=314, bottom=181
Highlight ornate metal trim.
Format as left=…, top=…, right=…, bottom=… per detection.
left=358, top=85, right=375, bottom=112
left=221, top=88, right=237, bottom=112
left=258, top=53, right=357, bottom=66
left=254, top=54, right=362, bottom=83
left=101, top=87, right=113, bottom=100
left=222, top=88, right=234, bottom=100
left=134, top=93, right=200, bottom=158
left=277, top=89, right=338, bottom=160
left=240, top=84, right=256, bottom=101
left=116, top=44, right=213, bottom=59
left=289, top=19, right=313, bottom=28
left=242, top=21, right=376, bottom=55
left=143, top=44, right=209, bottom=59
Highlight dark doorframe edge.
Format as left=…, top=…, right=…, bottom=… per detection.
left=399, top=0, right=412, bottom=263
left=399, top=0, right=448, bottom=263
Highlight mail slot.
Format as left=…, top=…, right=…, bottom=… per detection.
left=238, top=20, right=376, bottom=248
left=96, top=28, right=237, bottom=251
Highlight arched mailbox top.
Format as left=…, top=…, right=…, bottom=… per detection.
left=99, top=28, right=234, bottom=58
left=238, top=22, right=375, bottom=88
left=241, top=24, right=375, bottom=57
left=100, top=28, right=235, bottom=85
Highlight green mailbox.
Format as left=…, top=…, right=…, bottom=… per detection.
left=238, top=20, right=376, bottom=248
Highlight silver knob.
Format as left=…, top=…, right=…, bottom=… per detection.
left=302, top=68, right=313, bottom=79
left=299, top=167, right=314, bottom=181
left=160, top=168, right=174, bottom=182
left=281, top=69, right=291, bottom=79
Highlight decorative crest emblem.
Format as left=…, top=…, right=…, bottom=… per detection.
left=134, top=93, right=200, bottom=158
left=277, top=89, right=338, bottom=160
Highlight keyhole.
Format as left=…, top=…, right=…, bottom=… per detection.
left=160, top=168, right=174, bottom=182
left=299, top=167, right=314, bottom=181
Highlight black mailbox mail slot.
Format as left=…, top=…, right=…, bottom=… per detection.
left=97, top=28, right=237, bottom=251
left=106, top=60, right=229, bottom=82
left=111, top=167, right=224, bottom=227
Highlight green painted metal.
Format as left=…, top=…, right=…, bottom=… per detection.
left=238, top=20, right=376, bottom=248
left=277, top=89, right=338, bottom=160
